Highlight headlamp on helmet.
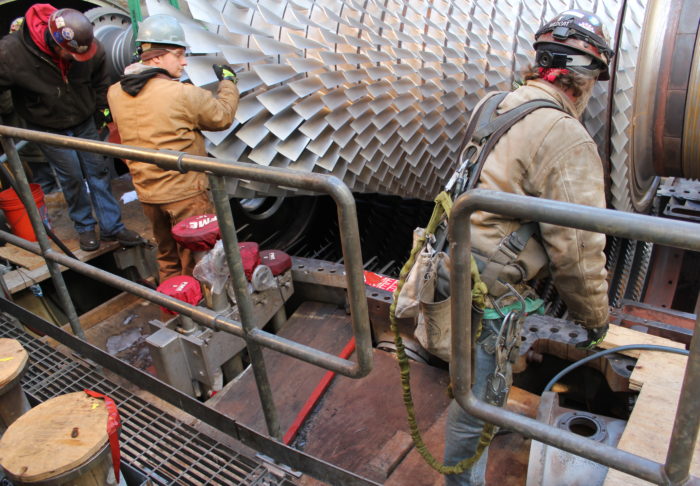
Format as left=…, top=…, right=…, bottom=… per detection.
left=534, top=9, right=614, bottom=80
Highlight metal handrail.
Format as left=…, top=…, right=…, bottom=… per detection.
left=0, top=124, right=373, bottom=439
left=449, top=188, right=700, bottom=486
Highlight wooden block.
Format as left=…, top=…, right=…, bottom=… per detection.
left=368, top=430, right=413, bottom=478
left=0, top=338, right=27, bottom=388
left=629, top=350, right=688, bottom=392
left=505, top=386, right=541, bottom=419
left=0, top=391, right=109, bottom=482
left=0, top=244, right=46, bottom=271
left=600, top=325, right=685, bottom=358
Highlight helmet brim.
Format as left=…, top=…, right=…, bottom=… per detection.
left=69, top=40, right=97, bottom=62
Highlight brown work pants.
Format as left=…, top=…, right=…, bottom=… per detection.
left=141, top=192, right=214, bottom=283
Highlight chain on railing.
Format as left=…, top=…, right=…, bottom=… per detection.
left=449, top=188, right=700, bottom=486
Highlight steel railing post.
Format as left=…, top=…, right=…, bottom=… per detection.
left=209, top=174, right=280, bottom=440
left=0, top=130, right=85, bottom=339
left=664, top=294, right=700, bottom=484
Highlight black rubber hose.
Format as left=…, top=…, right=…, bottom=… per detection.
left=543, top=344, right=690, bottom=392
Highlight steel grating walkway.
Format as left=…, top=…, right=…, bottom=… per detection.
left=0, top=315, right=298, bottom=486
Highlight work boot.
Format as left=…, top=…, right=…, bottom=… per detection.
left=101, top=228, right=142, bottom=247
left=78, top=230, right=100, bottom=251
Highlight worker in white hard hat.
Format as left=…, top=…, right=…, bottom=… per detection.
left=107, top=14, right=239, bottom=282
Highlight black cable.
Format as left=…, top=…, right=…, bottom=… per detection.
left=0, top=158, right=78, bottom=259
left=543, top=344, right=690, bottom=392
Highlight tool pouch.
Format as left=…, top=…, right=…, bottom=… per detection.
left=395, top=229, right=440, bottom=318
left=416, top=294, right=451, bottom=362
left=414, top=253, right=486, bottom=363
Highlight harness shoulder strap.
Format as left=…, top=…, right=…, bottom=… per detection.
left=469, top=92, right=509, bottom=143
left=466, top=97, right=565, bottom=192
left=472, top=99, right=562, bottom=143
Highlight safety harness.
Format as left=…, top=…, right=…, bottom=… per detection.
left=390, top=90, right=565, bottom=475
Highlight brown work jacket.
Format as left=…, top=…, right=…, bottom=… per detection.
left=107, top=67, right=239, bottom=204
left=471, top=79, right=609, bottom=329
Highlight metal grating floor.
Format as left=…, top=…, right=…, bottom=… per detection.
left=0, top=315, right=298, bottom=486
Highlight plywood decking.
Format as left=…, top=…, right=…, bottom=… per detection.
left=603, top=326, right=697, bottom=485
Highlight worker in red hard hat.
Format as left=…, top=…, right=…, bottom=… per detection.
left=443, top=9, right=614, bottom=486
left=0, top=4, right=140, bottom=251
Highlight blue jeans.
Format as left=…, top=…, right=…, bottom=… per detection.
left=30, top=118, right=124, bottom=236
left=29, top=162, right=60, bottom=194
left=443, top=318, right=506, bottom=486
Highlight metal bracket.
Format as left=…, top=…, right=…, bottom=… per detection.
left=111, top=243, right=158, bottom=282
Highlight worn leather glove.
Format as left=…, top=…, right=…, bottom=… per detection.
left=212, top=64, right=237, bottom=83
left=94, top=108, right=112, bottom=129
left=576, top=324, right=609, bottom=350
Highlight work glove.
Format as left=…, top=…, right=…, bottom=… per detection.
left=212, top=64, right=238, bottom=84
left=94, top=108, right=112, bottom=129
left=576, top=323, right=609, bottom=350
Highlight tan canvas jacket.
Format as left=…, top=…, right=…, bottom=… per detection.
left=471, top=79, right=609, bottom=329
left=108, top=72, right=239, bottom=204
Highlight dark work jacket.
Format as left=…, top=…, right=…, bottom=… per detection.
left=0, top=24, right=110, bottom=130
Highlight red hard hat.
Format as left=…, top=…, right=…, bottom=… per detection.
left=534, top=10, right=614, bottom=80
left=48, top=9, right=97, bottom=61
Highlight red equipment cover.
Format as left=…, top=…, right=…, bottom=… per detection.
left=260, top=249, right=292, bottom=276
left=239, top=242, right=260, bottom=280
left=157, top=275, right=202, bottom=315
left=83, top=390, right=121, bottom=483
left=171, top=214, right=220, bottom=252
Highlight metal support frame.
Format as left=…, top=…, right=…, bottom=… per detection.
left=643, top=245, right=685, bottom=309
left=0, top=125, right=373, bottom=440
left=111, top=243, right=158, bottom=283
left=146, top=269, right=293, bottom=400
left=0, top=129, right=85, bottom=340
left=449, top=189, right=700, bottom=486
